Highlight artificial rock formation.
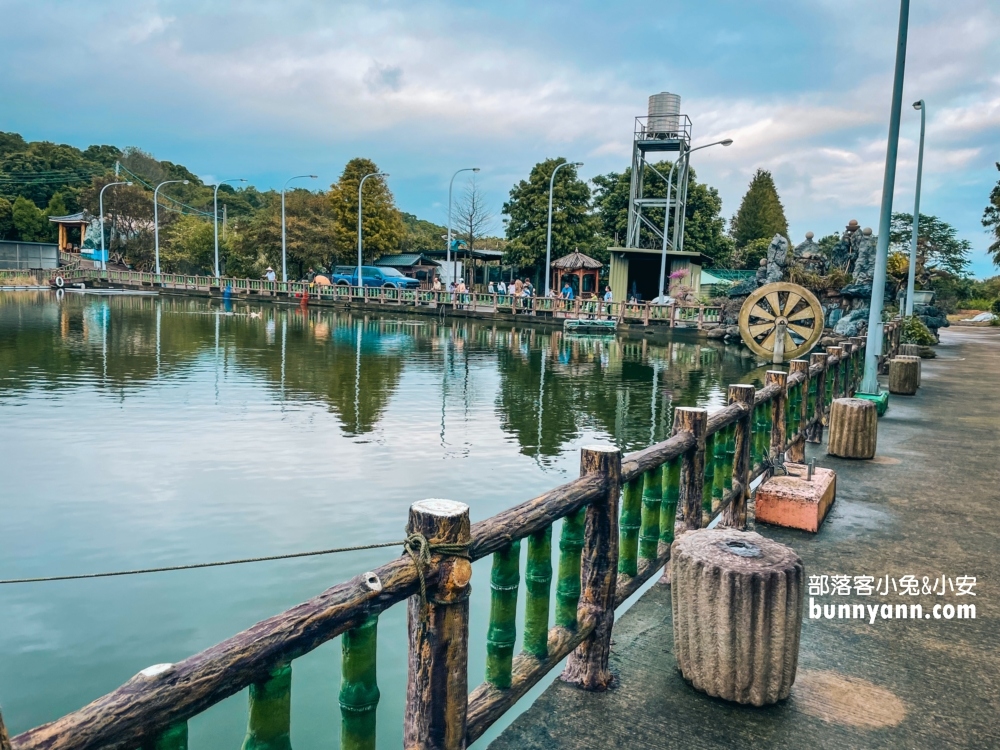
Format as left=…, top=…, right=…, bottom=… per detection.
left=827, top=397, right=877, bottom=459
left=764, top=234, right=790, bottom=284
left=792, top=231, right=827, bottom=275
left=671, top=528, right=804, bottom=706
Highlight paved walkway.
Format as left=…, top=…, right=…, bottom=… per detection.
left=490, top=327, right=1000, bottom=750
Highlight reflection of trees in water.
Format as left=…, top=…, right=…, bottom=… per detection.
left=0, top=294, right=761, bottom=452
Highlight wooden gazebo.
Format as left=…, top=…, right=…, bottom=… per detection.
left=550, top=251, right=602, bottom=298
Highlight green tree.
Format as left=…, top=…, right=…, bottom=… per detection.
left=729, top=168, right=788, bottom=248
left=160, top=215, right=215, bottom=273
left=889, top=212, right=970, bottom=277
left=12, top=196, right=48, bottom=241
left=984, top=162, right=1000, bottom=267
left=328, top=158, right=404, bottom=265
left=0, top=196, right=13, bottom=239
left=503, top=158, right=596, bottom=271
left=400, top=212, right=446, bottom=253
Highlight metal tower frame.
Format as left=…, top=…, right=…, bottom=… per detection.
left=625, top=115, right=692, bottom=252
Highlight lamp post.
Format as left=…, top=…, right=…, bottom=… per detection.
left=213, top=178, right=246, bottom=278
left=281, top=174, right=318, bottom=282
left=859, top=0, right=910, bottom=398
left=447, top=167, right=480, bottom=288
left=544, top=160, right=583, bottom=296
left=657, top=139, right=732, bottom=300
left=357, top=172, right=388, bottom=286
left=99, top=180, right=131, bottom=272
left=906, top=99, right=925, bottom=317
left=153, top=179, right=189, bottom=275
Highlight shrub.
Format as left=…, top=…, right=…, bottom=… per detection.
left=901, top=316, right=936, bottom=345
left=962, top=298, right=995, bottom=312
left=992, top=299, right=1000, bottom=315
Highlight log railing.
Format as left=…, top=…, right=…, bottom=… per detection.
left=49, top=269, right=723, bottom=330
left=7, top=318, right=901, bottom=750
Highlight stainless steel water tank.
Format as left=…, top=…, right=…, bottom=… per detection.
left=648, top=92, right=681, bottom=134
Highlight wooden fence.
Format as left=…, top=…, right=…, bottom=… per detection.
left=4, top=317, right=901, bottom=750
left=49, top=269, right=723, bottom=329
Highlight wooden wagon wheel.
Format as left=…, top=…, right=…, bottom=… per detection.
left=738, top=282, right=824, bottom=363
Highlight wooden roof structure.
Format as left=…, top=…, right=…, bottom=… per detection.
left=551, top=251, right=602, bottom=270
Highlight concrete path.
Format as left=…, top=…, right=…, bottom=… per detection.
left=490, top=327, right=1000, bottom=750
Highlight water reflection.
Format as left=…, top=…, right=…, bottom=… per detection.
left=0, top=292, right=764, bottom=456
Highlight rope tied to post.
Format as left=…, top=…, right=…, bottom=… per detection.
left=402, top=533, right=471, bottom=612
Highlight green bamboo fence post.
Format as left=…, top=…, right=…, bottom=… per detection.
left=341, top=616, right=380, bottom=750
left=766, top=370, right=788, bottom=465
left=639, top=468, right=661, bottom=561
left=851, top=337, right=866, bottom=393
left=674, top=407, right=708, bottom=532
left=828, top=346, right=843, bottom=399
left=788, top=359, right=810, bottom=463
left=147, top=723, right=188, bottom=750
left=485, top=541, right=521, bottom=689
left=701, top=431, right=715, bottom=525
left=712, top=426, right=727, bottom=512
left=242, top=663, right=292, bottom=750
left=555, top=507, right=586, bottom=630
left=724, top=424, right=736, bottom=492
left=842, top=342, right=853, bottom=394
left=659, top=457, right=680, bottom=547
left=754, top=403, right=768, bottom=469
left=808, top=352, right=827, bottom=442
left=523, top=526, right=552, bottom=658
left=721, top=385, right=755, bottom=529
left=618, top=478, right=642, bottom=577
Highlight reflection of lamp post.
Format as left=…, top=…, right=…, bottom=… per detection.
left=544, top=161, right=583, bottom=296
left=213, top=178, right=246, bottom=278
left=859, top=0, right=909, bottom=398
left=99, top=180, right=131, bottom=272
left=657, top=139, right=732, bottom=300
left=282, top=174, right=317, bottom=282
left=153, top=179, right=189, bottom=275
left=447, top=167, right=480, bottom=287
left=357, top=172, right=388, bottom=286
left=906, top=100, right=925, bottom=317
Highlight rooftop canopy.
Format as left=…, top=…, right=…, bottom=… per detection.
left=48, top=211, right=93, bottom=225
left=551, top=250, right=602, bottom=270
left=374, top=253, right=440, bottom=268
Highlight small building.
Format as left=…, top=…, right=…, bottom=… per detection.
left=550, top=251, right=602, bottom=298
left=48, top=212, right=93, bottom=253
left=374, top=253, right=441, bottom=287
left=607, top=246, right=709, bottom=303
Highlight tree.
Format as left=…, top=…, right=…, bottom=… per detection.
left=399, top=212, right=446, bottom=253
left=0, top=197, right=13, bottom=239
left=453, top=177, right=494, bottom=252
left=328, top=158, right=404, bottom=266
left=12, top=196, right=48, bottom=241
left=502, top=158, right=596, bottom=272
left=730, top=168, right=788, bottom=248
left=889, top=212, right=970, bottom=277
left=984, top=162, right=1000, bottom=267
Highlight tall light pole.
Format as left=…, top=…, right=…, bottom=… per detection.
left=153, top=179, right=189, bottom=275
left=99, top=180, right=131, bottom=272
left=906, top=99, right=925, bottom=317
left=357, top=172, right=388, bottom=286
left=544, top=160, right=583, bottom=296
left=213, top=178, right=246, bottom=278
left=281, top=174, right=318, bottom=282
left=447, top=167, right=480, bottom=287
left=657, top=139, right=732, bottom=300
left=859, top=0, right=910, bottom=398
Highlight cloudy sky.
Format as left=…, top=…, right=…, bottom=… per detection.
left=3, top=0, right=999, bottom=275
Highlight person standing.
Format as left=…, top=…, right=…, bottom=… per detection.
left=264, top=266, right=276, bottom=282
left=603, top=285, right=613, bottom=319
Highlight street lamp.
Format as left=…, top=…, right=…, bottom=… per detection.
left=99, top=180, right=131, bottom=272
left=447, top=167, right=480, bottom=287
left=281, top=174, right=318, bottom=282
left=357, top=172, right=388, bottom=286
left=213, top=178, right=247, bottom=278
left=657, top=139, right=733, bottom=300
left=859, top=0, right=910, bottom=399
left=906, top=100, right=925, bottom=317
left=544, top=160, right=584, bottom=296
left=153, top=179, right=189, bottom=275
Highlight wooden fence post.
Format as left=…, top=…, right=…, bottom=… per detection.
left=404, top=499, right=472, bottom=750
left=827, top=347, right=843, bottom=399
left=721, top=384, right=755, bottom=529
left=850, top=337, right=865, bottom=393
left=765, top=370, right=788, bottom=465
left=562, top=445, right=622, bottom=690
left=787, top=360, right=809, bottom=463
left=673, top=407, right=708, bottom=532
left=807, top=352, right=827, bottom=444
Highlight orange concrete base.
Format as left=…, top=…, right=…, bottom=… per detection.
left=755, top=463, right=836, bottom=533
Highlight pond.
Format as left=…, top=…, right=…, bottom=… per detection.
left=0, top=291, right=764, bottom=747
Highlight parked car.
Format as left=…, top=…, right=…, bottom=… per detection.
left=331, top=265, right=421, bottom=290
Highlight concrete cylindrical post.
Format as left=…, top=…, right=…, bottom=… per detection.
left=827, top=397, right=878, bottom=459
left=893, top=355, right=921, bottom=388
left=671, top=528, right=803, bottom=706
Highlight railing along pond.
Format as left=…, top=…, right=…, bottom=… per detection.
left=5, top=289, right=900, bottom=750
left=52, top=269, right=722, bottom=329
